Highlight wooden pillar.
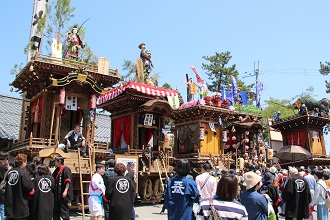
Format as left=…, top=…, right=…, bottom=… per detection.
left=54, top=105, right=60, bottom=143
left=130, top=113, right=134, bottom=148
left=48, top=102, right=56, bottom=147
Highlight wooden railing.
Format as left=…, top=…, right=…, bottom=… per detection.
left=12, top=137, right=56, bottom=150
left=93, top=142, right=109, bottom=151
left=35, top=54, right=118, bottom=76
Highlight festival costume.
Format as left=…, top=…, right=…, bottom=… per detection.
left=65, top=33, right=84, bottom=59
left=282, top=174, right=311, bottom=220
left=105, top=175, right=135, bottom=220
left=0, top=162, right=8, bottom=220
left=52, top=165, right=73, bottom=220
left=4, top=167, right=34, bottom=219
left=165, top=175, right=199, bottom=220
left=32, top=174, right=55, bottom=220
left=88, top=173, right=106, bottom=216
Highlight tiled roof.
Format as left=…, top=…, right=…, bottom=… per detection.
left=0, top=95, right=22, bottom=140
left=95, top=112, right=111, bottom=143
left=0, top=94, right=111, bottom=142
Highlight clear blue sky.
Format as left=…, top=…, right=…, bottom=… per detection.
left=1, top=1, right=330, bottom=152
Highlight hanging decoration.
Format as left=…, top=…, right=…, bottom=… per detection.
left=59, top=88, right=65, bottom=105
left=90, top=94, right=96, bottom=122
left=230, top=75, right=238, bottom=102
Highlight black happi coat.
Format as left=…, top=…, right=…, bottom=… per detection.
left=52, top=165, right=73, bottom=202
left=32, top=174, right=55, bottom=220
left=0, top=162, right=8, bottom=204
left=5, top=166, right=34, bottom=218
left=105, top=175, right=135, bottom=220
left=282, top=174, right=311, bottom=219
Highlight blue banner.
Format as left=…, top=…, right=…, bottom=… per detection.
left=231, top=75, right=238, bottom=101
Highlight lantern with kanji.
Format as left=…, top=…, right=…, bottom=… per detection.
left=59, top=87, right=65, bottom=105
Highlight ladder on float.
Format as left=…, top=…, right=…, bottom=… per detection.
left=155, top=150, right=169, bottom=192
left=78, top=125, right=95, bottom=219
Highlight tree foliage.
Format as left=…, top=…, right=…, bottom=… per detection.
left=202, top=51, right=239, bottom=92
left=319, top=61, right=330, bottom=93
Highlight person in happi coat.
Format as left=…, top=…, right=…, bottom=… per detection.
left=0, top=151, right=9, bottom=220
left=5, top=153, right=34, bottom=220
left=105, top=163, right=135, bottom=220
left=52, top=156, right=73, bottom=220
left=282, top=167, right=311, bottom=220
left=32, top=164, right=55, bottom=220
left=89, top=164, right=107, bottom=220
left=165, top=159, right=199, bottom=220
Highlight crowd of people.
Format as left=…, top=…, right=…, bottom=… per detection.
left=165, top=160, right=330, bottom=220
left=0, top=151, right=137, bottom=220
left=1, top=148, right=330, bottom=220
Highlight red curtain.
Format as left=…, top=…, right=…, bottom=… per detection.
left=113, top=115, right=131, bottom=149
left=30, top=96, right=43, bottom=123
left=145, top=129, right=153, bottom=146
left=286, top=131, right=306, bottom=148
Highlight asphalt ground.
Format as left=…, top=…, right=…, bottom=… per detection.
left=69, top=202, right=318, bottom=220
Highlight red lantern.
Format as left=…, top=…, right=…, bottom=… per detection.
left=245, top=145, right=249, bottom=150
left=59, top=88, right=65, bottom=105
left=90, top=94, right=97, bottom=109
left=245, top=131, right=249, bottom=136
left=232, top=136, right=236, bottom=141
left=245, top=138, right=249, bottom=143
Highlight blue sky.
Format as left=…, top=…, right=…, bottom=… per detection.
left=1, top=1, right=330, bottom=152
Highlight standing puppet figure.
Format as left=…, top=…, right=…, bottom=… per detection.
left=198, top=80, right=208, bottom=99
left=138, top=43, right=154, bottom=74
left=65, top=25, right=85, bottom=60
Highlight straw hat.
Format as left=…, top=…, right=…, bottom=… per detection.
left=244, top=171, right=262, bottom=190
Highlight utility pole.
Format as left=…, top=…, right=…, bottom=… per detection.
left=254, top=61, right=260, bottom=107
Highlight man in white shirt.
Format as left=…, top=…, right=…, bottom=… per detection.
left=195, top=163, right=217, bottom=201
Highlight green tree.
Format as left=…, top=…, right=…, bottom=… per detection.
left=202, top=51, right=239, bottom=92
left=44, top=0, right=96, bottom=63
left=319, top=61, right=330, bottom=93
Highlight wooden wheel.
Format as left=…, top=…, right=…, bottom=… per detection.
left=154, top=179, right=164, bottom=199
left=143, top=178, right=153, bottom=201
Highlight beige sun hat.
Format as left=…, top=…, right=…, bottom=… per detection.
left=244, top=171, right=262, bottom=190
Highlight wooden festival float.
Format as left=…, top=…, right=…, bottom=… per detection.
left=8, top=53, right=121, bottom=211
left=97, top=82, right=265, bottom=202
left=171, top=97, right=265, bottom=172
left=97, top=81, right=178, bottom=202
left=271, top=114, right=330, bottom=167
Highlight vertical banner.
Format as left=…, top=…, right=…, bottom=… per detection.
left=27, top=0, right=49, bottom=61
left=256, top=82, right=262, bottom=107
left=190, top=66, right=203, bottom=83
left=90, top=94, right=96, bottom=122
left=230, top=75, right=238, bottom=102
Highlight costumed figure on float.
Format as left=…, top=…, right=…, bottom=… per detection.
left=64, top=25, right=85, bottom=60
left=138, top=43, right=154, bottom=75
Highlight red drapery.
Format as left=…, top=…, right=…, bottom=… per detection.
left=286, top=131, right=306, bottom=148
left=30, top=96, right=43, bottom=123
left=113, top=115, right=131, bottom=149
left=145, top=129, right=153, bottom=147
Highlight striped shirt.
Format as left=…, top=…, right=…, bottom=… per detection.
left=196, top=197, right=248, bottom=220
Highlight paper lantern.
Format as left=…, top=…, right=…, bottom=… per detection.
left=245, top=138, right=249, bottom=143
left=232, top=136, right=236, bottom=141
left=90, top=94, right=96, bottom=109
left=59, top=88, right=65, bottom=105
left=245, top=145, right=249, bottom=150
left=245, top=131, right=249, bottom=136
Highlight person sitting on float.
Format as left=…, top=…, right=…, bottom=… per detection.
left=273, top=111, right=283, bottom=123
